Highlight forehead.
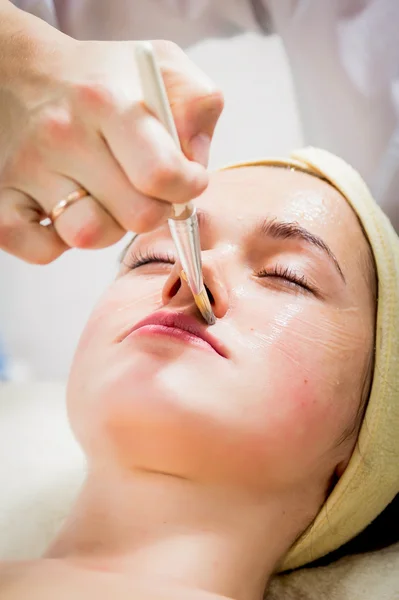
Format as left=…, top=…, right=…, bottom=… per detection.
left=198, top=166, right=366, bottom=270
left=202, top=166, right=347, bottom=227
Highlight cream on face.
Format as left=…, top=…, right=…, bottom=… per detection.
left=67, top=166, right=375, bottom=505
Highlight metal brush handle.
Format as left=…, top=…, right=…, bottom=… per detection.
left=135, top=42, right=202, bottom=290
left=134, top=42, right=215, bottom=323
left=168, top=212, right=202, bottom=294
left=134, top=42, right=193, bottom=221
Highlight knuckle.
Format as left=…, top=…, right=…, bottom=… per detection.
left=73, top=81, right=115, bottom=111
left=39, top=109, right=75, bottom=144
left=207, top=88, right=225, bottom=118
left=184, top=88, right=225, bottom=130
left=133, top=202, right=169, bottom=233
left=67, top=216, right=104, bottom=249
left=30, top=245, right=64, bottom=266
left=137, top=160, right=181, bottom=197
left=0, top=218, right=19, bottom=252
left=0, top=203, right=25, bottom=250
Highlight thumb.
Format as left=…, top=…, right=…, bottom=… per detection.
left=153, top=41, right=224, bottom=167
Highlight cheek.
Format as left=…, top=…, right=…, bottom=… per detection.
left=67, top=275, right=163, bottom=432
left=74, top=274, right=163, bottom=349
left=230, top=301, right=367, bottom=482
left=225, top=365, right=333, bottom=489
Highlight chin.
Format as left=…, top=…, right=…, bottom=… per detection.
left=68, top=348, right=233, bottom=476
left=97, top=351, right=215, bottom=414
left=68, top=356, right=312, bottom=491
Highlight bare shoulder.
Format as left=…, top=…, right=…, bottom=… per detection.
left=0, top=560, right=232, bottom=600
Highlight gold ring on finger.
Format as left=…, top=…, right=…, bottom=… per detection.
left=49, top=187, right=89, bottom=224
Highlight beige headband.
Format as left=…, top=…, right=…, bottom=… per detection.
left=220, top=148, right=399, bottom=571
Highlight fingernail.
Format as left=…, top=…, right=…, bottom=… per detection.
left=189, top=134, right=211, bottom=167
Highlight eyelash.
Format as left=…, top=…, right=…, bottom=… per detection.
left=257, top=264, right=313, bottom=294
left=124, top=251, right=314, bottom=294
left=124, top=250, right=175, bottom=270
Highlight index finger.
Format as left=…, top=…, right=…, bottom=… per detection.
left=102, top=102, right=209, bottom=204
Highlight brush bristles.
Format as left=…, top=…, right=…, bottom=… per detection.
left=194, top=289, right=216, bottom=325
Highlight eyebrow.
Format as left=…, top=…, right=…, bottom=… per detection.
left=256, top=218, right=345, bottom=282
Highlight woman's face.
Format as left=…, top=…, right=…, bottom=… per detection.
left=68, top=166, right=375, bottom=501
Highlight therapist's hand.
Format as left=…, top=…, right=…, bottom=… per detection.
left=0, top=5, right=223, bottom=263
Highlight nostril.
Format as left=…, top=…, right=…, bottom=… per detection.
left=169, top=278, right=181, bottom=298
left=205, top=284, right=215, bottom=305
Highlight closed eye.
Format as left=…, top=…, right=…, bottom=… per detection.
left=256, top=264, right=319, bottom=296
left=123, top=250, right=175, bottom=270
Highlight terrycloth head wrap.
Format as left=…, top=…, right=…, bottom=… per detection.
left=220, top=147, right=399, bottom=571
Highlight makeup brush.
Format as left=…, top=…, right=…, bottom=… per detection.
left=135, top=42, right=215, bottom=325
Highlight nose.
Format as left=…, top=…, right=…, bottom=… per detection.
left=162, top=253, right=229, bottom=319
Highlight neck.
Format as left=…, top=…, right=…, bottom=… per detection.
left=47, top=466, right=307, bottom=600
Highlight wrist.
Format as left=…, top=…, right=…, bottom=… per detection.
left=0, top=1, right=74, bottom=94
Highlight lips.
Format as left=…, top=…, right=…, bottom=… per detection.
left=119, top=311, right=228, bottom=358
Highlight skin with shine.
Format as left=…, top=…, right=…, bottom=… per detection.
left=1, top=167, right=376, bottom=600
